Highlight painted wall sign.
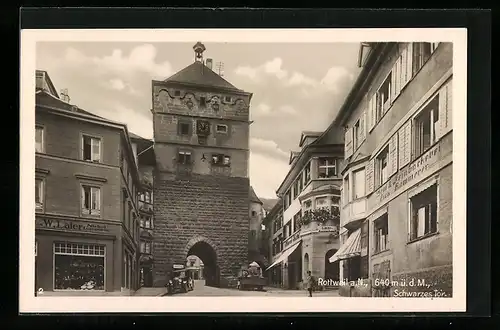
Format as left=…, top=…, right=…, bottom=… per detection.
left=173, top=264, right=185, bottom=269
left=300, top=225, right=340, bottom=238
left=283, top=231, right=301, bottom=248
left=36, top=218, right=110, bottom=233
left=368, top=139, right=452, bottom=211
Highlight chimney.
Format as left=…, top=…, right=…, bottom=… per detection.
left=206, top=58, right=213, bottom=70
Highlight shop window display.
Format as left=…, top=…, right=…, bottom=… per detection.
left=54, top=242, right=105, bottom=291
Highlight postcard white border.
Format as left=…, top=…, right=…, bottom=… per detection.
left=20, top=28, right=467, bottom=313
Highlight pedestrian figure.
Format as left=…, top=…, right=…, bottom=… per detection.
left=306, top=271, right=315, bottom=297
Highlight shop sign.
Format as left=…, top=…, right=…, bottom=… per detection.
left=283, top=231, right=300, bottom=249
left=36, top=218, right=110, bottom=233
left=369, top=142, right=451, bottom=210
left=300, top=225, right=339, bottom=237
left=173, top=264, right=184, bottom=269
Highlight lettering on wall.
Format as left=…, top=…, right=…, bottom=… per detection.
left=369, top=141, right=448, bottom=209
left=36, top=218, right=110, bottom=233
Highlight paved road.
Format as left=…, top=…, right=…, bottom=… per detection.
left=170, top=280, right=339, bottom=297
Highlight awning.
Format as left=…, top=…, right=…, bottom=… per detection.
left=265, top=240, right=301, bottom=271
left=329, top=228, right=361, bottom=263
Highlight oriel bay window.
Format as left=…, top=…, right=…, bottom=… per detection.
left=82, top=135, right=101, bottom=162
left=413, top=95, right=439, bottom=159
left=81, top=185, right=101, bottom=216
left=374, top=214, right=389, bottom=253
left=318, top=157, right=337, bottom=178
left=54, top=242, right=105, bottom=291
left=409, top=184, right=438, bottom=241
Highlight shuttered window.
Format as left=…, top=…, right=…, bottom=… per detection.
left=344, top=127, right=353, bottom=159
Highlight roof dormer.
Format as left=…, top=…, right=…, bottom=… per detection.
left=298, top=131, right=322, bottom=149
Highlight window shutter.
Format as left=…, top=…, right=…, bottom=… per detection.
left=360, top=111, right=366, bottom=142
left=398, top=120, right=412, bottom=169
left=388, top=134, right=398, bottom=178
left=368, top=93, right=377, bottom=132
left=344, top=128, right=353, bottom=159
left=438, top=80, right=453, bottom=138
left=366, top=158, right=375, bottom=195
left=391, top=59, right=398, bottom=102
left=403, top=43, right=413, bottom=87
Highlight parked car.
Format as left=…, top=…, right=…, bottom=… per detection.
left=237, top=261, right=266, bottom=291
left=165, top=268, right=194, bottom=294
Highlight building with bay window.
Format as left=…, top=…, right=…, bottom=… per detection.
left=330, top=42, right=453, bottom=297
left=129, top=133, right=156, bottom=288
left=262, top=199, right=283, bottom=287
left=35, top=70, right=142, bottom=295
left=266, top=130, right=344, bottom=290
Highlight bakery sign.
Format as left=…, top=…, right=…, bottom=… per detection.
left=36, top=218, right=110, bottom=233
left=369, top=142, right=451, bottom=209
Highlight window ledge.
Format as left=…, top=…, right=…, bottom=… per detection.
left=407, top=231, right=439, bottom=245
left=75, top=173, right=107, bottom=183
left=372, top=248, right=390, bottom=257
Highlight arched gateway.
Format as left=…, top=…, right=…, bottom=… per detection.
left=184, top=236, right=219, bottom=287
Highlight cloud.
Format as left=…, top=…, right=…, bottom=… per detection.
left=235, top=58, right=354, bottom=96
left=252, top=102, right=297, bottom=118
left=106, top=78, right=144, bottom=96
left=63, top=44, right=173, bottom=80
left=250, top=137, right=288, bottom=160
left=249, top=151, right=289, bottom=199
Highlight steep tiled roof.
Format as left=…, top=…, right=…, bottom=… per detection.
left=164, top=61, right=241, bottom=91
left=249, top=186, right=263, bottom=205
left=36, top=90, right=106, bottom=120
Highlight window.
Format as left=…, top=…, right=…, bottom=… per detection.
left=343, top=175, right=350, bottom=204
left=211, top=154, right=231, bottom=166
left=35, top=126, right=44, bottom=153
left=178, top=151, right=192, bottom=165
left=216, top=124, right=228, bottom=134
left=352, top=168, right=366, bottom=199
left=81, top=185, right=101, bottom=216
left=200, top=97, right=206, bottom=107
left=293, top=212, right=301, bottom=232
left=292, top=180, right=299, bottom=199
left=374, top=214, right=389, bottom=253
left=35, top=179, right=44, bottom=211
left=315, top=197, right=327, bottom=208
left=82, top=135, right=101, bottom=162
left=304, top=162, right=311, bottom=184
left=174, top=90, right=181, bottom=96
left=251, top=210, right=257, bottom=217
left=144, top=217, right=152, bottom=229
left=376, top=146, right=389, bottom=186
left=54, top=242, right=105, bottom=291
left=377, top=73, right=392, bottom=119
left=298, top=175, right=303, bottom=192
left=318, top=157, right=336, bottom=178
left=409, top=184, right=438, bottom=240
left=353, top=119, right=361, bottom=150
left=412, top=42, right=436, bottom=75
left=413, top=96, right=439, bottom=158
left=224, top=96, right=232, bottom=103
left=303, top=200, right=312, bottom=210
left=178, top=122, right=190, bottom=135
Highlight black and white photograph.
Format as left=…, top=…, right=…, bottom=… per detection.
left=20, top=28, right=467, bottom=313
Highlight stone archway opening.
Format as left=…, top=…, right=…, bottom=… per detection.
left=187, top=241, right=218, bottom=287
left=325, top=249, right=340, bottom=281
left=303, top=253, right=310, bottom=279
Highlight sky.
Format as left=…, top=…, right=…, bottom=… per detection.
left=36, top=41, right=362, bottom=199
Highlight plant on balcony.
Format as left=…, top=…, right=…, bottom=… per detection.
left=299, top=206, right=340, bottom=226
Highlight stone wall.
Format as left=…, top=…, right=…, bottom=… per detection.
left=152, top=172, right=250, bottom=288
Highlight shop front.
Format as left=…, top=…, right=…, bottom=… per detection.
left=266, top=238, right=302, bottom=290
left=35, top=216, right=123, bottom=295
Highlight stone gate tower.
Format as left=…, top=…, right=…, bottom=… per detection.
left=151, top=42, right=253, bottom=288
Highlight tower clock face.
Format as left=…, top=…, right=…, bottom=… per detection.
left=197, top=120, right=210, bottom=135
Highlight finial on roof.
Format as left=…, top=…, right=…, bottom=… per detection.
left=193, top=41, right=206, bottom=63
